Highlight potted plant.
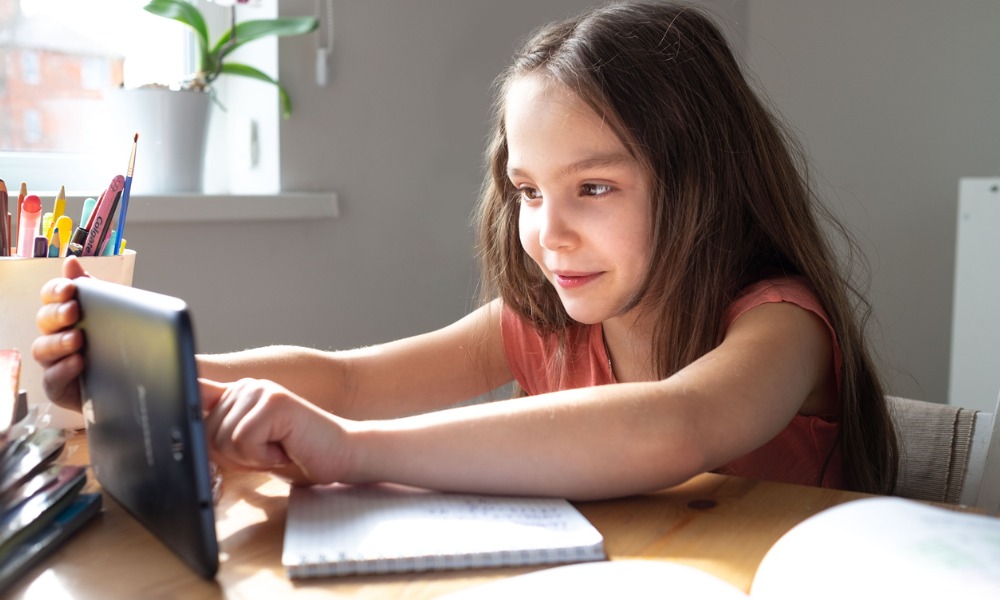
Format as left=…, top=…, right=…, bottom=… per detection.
left=112, top=0, right=318, bottom=193
left=143, top=0, right=319, bottom=118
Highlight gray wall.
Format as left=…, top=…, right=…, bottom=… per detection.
left=128, top=0, right=740, bottom=352
left=129, top=1, right=999, bottom=404
left=745, top=1, right=1000, bottom=402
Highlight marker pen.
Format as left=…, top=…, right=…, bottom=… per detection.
left=41, top=213, right=53, bottom=243
left=16, top=195, right=41, bottom=257
left=93, top=190, right=120, bottom=256
left=69, top=194, right=102, bottom=258
left=79, top=197, right=97, bottom=228
left=83, top=176, right=124, bottom=256
left=100, top=231, right=117, bottom=256
left=55, top=215, right=73, bottom=257
left=32, top=235, right=48, bottom=258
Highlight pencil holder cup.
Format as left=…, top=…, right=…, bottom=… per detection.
left=0, top=250, right=136, bottom=430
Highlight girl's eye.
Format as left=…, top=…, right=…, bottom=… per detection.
left=517, top=186, right=541, bottom=202
left=581, top=183, right=613, bottom=196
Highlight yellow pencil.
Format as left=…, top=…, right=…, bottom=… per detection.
left=46, top=185, right=66, bottom=241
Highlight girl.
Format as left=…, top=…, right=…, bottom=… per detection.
left=34, top=2, right=897, bottom=499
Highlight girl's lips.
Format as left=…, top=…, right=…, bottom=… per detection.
left=553, top=272, right=602, bottom=289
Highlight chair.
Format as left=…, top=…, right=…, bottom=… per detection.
left=888, top=392, right=1000, bottom=514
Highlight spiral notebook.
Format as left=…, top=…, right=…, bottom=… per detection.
left=281, top=483, right=605, bottom=578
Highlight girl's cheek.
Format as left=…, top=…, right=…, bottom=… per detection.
left=517, top=216, right=534, bottom=253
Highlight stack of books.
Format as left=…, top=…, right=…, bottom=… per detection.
left=0, top=349, right=101, bottom=593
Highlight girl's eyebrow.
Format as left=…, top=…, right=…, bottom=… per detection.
left=507, top=152, right=632, bottom=179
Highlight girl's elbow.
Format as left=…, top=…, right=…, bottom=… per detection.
left=608, top=432, right=713, bottom=497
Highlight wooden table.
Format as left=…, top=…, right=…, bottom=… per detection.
left=8, top=433, right=874, bottom=599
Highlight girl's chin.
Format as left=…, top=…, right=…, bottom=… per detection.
left=558, top=302, right=611, bottom=325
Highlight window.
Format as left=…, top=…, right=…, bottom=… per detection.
left=0, top=0, right=280, bottom=193
left=22, top=107, right=40, bottom=142
left=0, top=0, right=188, bottom=188
left=19, top=50, right=38, bottom=84
left=81, top=56, right=112, bottom=91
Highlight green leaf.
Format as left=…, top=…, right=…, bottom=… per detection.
left=143, top=0, right=211, bottom=72
left=211, top=17, right=318, bottom=63
left=220, top=62, right=294, bottom=118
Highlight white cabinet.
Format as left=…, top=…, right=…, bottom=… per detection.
left=949, top=178, right=1000, bottom=411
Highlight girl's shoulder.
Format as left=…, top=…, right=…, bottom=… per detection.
left=725, top=276, right=827, bottom=329
left=725, top=276, right=842, bottom=389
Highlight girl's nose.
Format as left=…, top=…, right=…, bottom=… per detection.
left=537, top=197, right=577, bottom=251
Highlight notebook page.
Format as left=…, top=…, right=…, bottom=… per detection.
left=282, top=483, right=605, bottom=578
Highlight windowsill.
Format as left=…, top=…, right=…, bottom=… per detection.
left=52, top=192, right=339, bottom=223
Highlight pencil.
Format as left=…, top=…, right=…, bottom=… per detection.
left=46, top=185, right=66, bottom=242
left=49, top=228, right=61, bottom=257
left=0, top=179, right=8, bottom=256
left=13, top=182, right=26, bottom=252
left=114, top=133, right=138, bottom=256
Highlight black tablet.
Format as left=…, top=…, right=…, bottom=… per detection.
left=74, top=277, right=218, bottom=578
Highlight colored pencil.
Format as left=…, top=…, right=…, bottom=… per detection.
left=0, top=180, right=8, bottom=256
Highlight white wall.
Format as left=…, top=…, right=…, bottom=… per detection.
left=127, top=1, right=997, bottom=405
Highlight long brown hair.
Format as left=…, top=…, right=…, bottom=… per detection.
left=475, top=2, right=897, bottom=494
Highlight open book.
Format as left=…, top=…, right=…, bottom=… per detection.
left=281, top=483, right=605, bottom=578
left=440, top=497, right=1000, bottom=599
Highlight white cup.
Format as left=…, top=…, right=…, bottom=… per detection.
left=0, top=250, right=136, bottom=430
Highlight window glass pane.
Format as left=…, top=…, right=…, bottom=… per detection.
left=0, top=0, right=192, bottom=187
left=19, top=49, right=38, bottom=84
left=2, top=0, right=280, bottom=193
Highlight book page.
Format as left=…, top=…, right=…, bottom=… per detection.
left=750, top=497, right=1000, bottom=599
left=439, top=560, right=748, bottom=599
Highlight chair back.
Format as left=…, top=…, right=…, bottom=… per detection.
left=889, top=394, right=1000, bottom=514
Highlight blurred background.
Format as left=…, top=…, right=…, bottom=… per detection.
left=3, top=0, right=999, bottom=407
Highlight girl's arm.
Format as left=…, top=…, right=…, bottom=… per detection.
left=198, top=301, right=512, bottom=419
left=203, top=301, right=833, bottom=500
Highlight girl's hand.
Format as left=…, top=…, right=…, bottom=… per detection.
left=199, top=378, right=355, bottom=485
left=30, top=257, right=89, bottom=412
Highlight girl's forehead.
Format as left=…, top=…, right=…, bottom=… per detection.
left=504, top=75, right=622, bottom=154
left=505, top=76, right=585, bottom=120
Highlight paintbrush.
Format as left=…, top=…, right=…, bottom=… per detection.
left=113, top=132, right=138, bottom=255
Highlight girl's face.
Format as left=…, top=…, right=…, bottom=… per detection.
left=505, top=75, right=653, bottom=326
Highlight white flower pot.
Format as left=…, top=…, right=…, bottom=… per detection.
left=106, top=88, right=211, bottom=194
